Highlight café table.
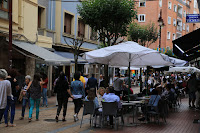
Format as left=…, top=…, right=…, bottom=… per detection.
left=122, top=102, right=136, bottom=126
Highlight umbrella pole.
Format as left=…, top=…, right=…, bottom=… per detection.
left=128, top=54, right=131, bottom=102
left=146, top=66, right=149, bottom=96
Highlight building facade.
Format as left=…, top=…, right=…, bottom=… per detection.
left=136, top=0, right=200, bottom=50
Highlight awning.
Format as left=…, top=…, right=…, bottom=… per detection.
left=173, top=28, right=200, bottom=61
left=54, top=51, right=87, bottom=64
left=12, top=40, right=70, bottom=66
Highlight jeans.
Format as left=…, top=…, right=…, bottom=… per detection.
left=42, top=88, right=48, bottom=106
left=4, top=96, right=17, bottom=124
left=21, top=98, right=30, bottom=117
left=73, top=98, right=82, bottom=114
left=29, top=98, right=40, bottom=119
left=0, top=109, right=5, bottom=122
left=57, top=97, right=68, bottom=117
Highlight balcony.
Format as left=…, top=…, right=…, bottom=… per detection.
left=176, top=0, right=190, bottom=8
left=177, top=13, right=182, bottom=18
left=177, top=26, right=182, bottom=32
left=38, top=28, right=56, bottom=43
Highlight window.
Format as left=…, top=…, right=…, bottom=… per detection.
left=174, top=5, right=177, bottom=12
left=177, top=19, right=182, bottom=31
left=183, top=10, right=186, bottom=17
left=139, top=0, right=146, bottom=7
left=186, top=25, right=189, bottom=32
left=64, top=13, right=73, bottom=34
left=159, top=0, right=162, bottom=7
left=173, top=33, right=176, bottom=40
left=168, top=2, right=172, bottom=9
left=90, top=28, right=97, bottom=41
left=0, top=0, right=8, bottom=19
left=138, top=14, right=145, bottom=22
left=167, top=32, right=171, bottom=40
left=78, top=19, right=85, bottom=37
left=168, top=17, right=171, bottom=24
left=38, top=6, right=45, bottom=28
left=177, top=5, right=183, bottom=18
left=183, top=23, right=185, bottom=30
left=173, top=19, right=176, bottom=26
left=194, top=0, right=198, bottom=9
left=176, top=33, right=182, bottom=38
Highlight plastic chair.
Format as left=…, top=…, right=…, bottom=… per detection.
left=101, top=102, right=119, bottom=130
left=80, top=101, right=95, bottom=128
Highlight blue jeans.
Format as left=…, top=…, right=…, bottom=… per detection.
left=21, top=98, right=30, bottom=117
left=42, top=88, right=48, bottom=106
left=29, top=98, right=40, bottom=119
left=4, top=96, right=17, bottom=124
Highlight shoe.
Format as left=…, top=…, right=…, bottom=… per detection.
left=36, top=119, right=39, bottom=121
left=62, top=118, right=66, bottom=122
left=46, top=105, right=48, bottom=108
left=75, top=117, right=79, bottom=122
left=55, top=116, right=59, bottom=122
left=19, top=117, right=24, bottom=120
left=41, top=105, right=44, bottom=107
left=28, top=118, right=32, bottom=122
left=74, top=114, right=77, bottom=122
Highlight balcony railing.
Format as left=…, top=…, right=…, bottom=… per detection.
left=177, top=13, right=182, bottom=18
left=176, top=0, right=190, bottom=8
left=177, top=26, right=182, bottom=32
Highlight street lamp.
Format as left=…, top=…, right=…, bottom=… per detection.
left=158, top=9, right=165, bottom=52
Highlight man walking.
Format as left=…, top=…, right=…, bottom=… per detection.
left=87, top=74, right=98, bottom=90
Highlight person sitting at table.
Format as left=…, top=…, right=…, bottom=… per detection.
left=85, top=89, right=99, bottom=109
left=139, top=89, right=161, bottom=122
left=102, top=86, right=121, bottom=126
left=97, top=87, right=106, bottom=108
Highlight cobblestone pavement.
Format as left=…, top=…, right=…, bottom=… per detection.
left=0, top=87, right=199, bottom=133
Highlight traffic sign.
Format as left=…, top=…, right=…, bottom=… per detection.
left=186, top=14, right=200, bottom=23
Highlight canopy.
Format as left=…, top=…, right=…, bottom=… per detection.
left=83, top=41, right=173, bottom=67
left=173, top=28, right=200, bottom=61
left=119, top=67, right=143, bottom=70
left=12, top=40, right=70, bottom=65
left=166, top=67, right=200, bottom=73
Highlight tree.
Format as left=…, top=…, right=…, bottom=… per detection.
left=64, top=37, right=84, bottom=73
left=128, top=22, right=158, bottom=48
left=165, top=49, right=178, bottom=58
left=78, top=0, right=137, bottom=84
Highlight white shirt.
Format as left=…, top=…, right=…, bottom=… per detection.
left=102, top=93, right=121, bottom=108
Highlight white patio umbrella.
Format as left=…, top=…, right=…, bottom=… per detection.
left=166, top=67, right=200, bottom=73
left=83, top=41, right=173, bottom=67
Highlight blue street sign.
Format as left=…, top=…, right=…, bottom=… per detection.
left=186, top=14, right=200, bottom=23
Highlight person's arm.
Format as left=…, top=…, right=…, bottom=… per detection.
left=7, top=81, right=12, bottom=97
left=26, top=81, right=32, bottom=91
left=40, top=81, right=43, bottom=92
left=67, top=89, right=74, bottom=99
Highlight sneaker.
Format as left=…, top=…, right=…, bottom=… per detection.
left=75, top=117, right=79, bottom=122
left=46, top=105, right=48, bottom=108
left=41, top=105, right=44, bottom=107
left=74, top=114, right=77, bottom=122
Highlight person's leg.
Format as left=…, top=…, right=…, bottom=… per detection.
left=73, top=99, right=78, bottom=114
left=63, top=98, right=68, bottom=118
left=195, top=91, right=200, bottom=108
left=4, top=96, right=11, bottom=125
left=189, top=92, right=192, bottom=107
left=36, top=98, right=41, bottom=120
left=21, top=98, right=27, bottom=118
left=10, top=97, right=17, bottom=125
left=0, top=109, right=5, bottom=122
left=76, top=98, right=82, bottom=115
left=109, top=115, right=113, bottom=125
left=56, top=98, right=63, bottom=117
left=192, top=92, right=196, bottom=107
left=29, top=98, right=35, bottom=119
left=43, top=88, right=48, bottom=106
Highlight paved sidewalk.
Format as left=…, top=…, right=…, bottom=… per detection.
left=0, top=87, right=199, bottom=133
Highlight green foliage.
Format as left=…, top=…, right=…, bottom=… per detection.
left=128, top=22, right=158, bottom=48
left=77, top=0, right=137, bottom=47
left=165, top=49, right=178, bottom=58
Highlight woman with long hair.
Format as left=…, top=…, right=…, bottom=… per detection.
left=54, top=72, right=73, bottom=122
left=85, top=89, right=99, bottom=109
left=27, top=74, right=42, bottom=122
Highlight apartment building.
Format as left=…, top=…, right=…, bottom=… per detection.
left=136, top=0, right=200, bottom=50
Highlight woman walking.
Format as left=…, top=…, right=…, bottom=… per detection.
left=28, top=74, right=42, bottom=122
left=19, top=75, right=31, bottom=120
left=71, top=72, right=85, bottom=122
left=41, top=73, right=48, bottom=107
left=54, top=72, right=73, bottom=122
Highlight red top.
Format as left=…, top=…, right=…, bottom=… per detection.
left=43, top=78, right=48, bottom=88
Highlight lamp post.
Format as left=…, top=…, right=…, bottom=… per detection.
left=158, top=9, right=164, bottom=52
